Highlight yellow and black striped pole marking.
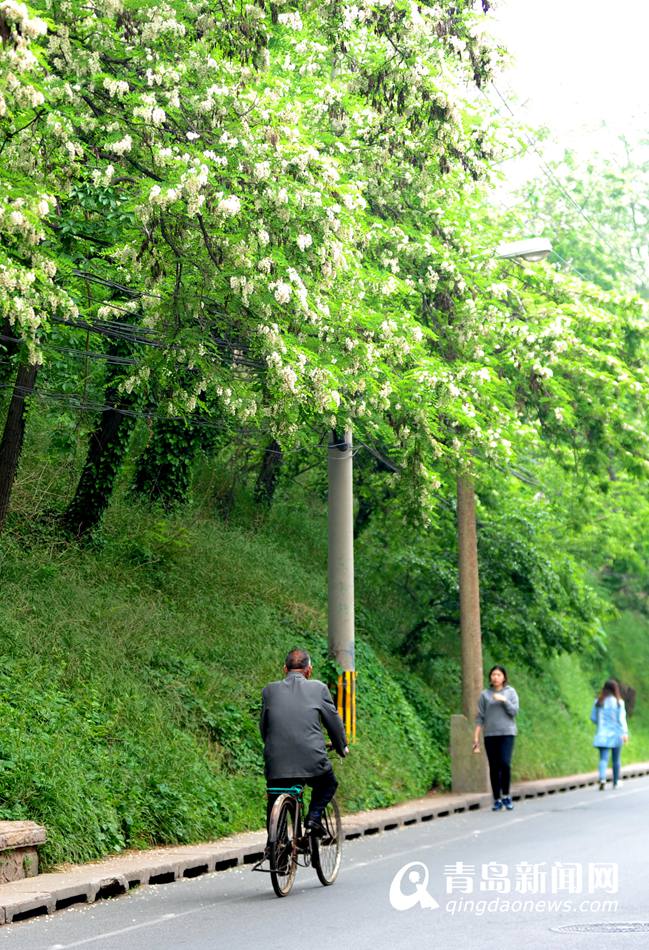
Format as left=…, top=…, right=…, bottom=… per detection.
left=337, top=670, right=356, bottom=742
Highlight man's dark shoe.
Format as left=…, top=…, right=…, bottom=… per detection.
left=305, top=819, right=327, bottom=838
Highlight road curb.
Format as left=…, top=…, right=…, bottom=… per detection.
left=2, top=762, right=648, bottom=925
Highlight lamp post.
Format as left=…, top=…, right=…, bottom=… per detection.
left=451, top=236, right=552, bottom=793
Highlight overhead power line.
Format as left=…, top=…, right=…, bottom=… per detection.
left=547, top=248, right=590, bottom=284
left=487, top=83, right=630, bottom=276
left=0, top=381, right=373, bottom=458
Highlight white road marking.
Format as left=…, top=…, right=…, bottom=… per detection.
left=46, top=910, right=200, bottom=949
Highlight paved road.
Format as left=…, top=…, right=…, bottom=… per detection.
left=1, top=777, right=648, bottom=950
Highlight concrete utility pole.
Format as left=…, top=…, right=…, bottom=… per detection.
left=328, top=429, right=356, bottom=741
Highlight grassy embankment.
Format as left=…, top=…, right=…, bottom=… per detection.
left=1, top=474, right=647, bottom=869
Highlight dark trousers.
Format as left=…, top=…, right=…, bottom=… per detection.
left=266, top=769, right=338, bottom=830
left=484, top=735, right=515, bottom=800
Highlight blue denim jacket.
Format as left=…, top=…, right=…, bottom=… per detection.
left=591, top=696, right=628, bottom=748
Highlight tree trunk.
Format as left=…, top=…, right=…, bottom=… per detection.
left=63, top=403, right=135, bottom=538
left=253, top=440, right=283, bottom=508
left=63, top=336, right=136, bottom=538
left=353, top=494, right=372, bottom=538
left=457, top=474, right=484, bottom=721
left=0, top=362, right=38, bottom=532
left=132, top=418, right=201, bottom=509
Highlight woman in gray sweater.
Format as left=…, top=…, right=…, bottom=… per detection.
left=473, top=665, right=519, bottom=811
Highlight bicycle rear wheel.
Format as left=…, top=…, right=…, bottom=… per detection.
left=269, top=794, right=298, bottom=897
left=312, top=797, right=342, bottom=886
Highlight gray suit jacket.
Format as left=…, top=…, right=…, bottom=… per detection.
left=260, top=672, right=347, bottom=779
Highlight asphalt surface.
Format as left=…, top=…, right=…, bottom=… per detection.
left=1, top=777, right=648, bottom=950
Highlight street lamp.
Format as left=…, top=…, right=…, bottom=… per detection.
left=494, top=237, right=552, bottom=262
left=451, top=236, right=552, bottom=794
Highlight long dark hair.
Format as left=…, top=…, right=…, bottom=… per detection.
left=597, top=678, right=621, bottom=706
left=489, top=665, right=508, bottom=686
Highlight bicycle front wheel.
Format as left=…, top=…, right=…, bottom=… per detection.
left=269, top=794, right=298, bottom=897
left=312, top=797, right=342, bottom=886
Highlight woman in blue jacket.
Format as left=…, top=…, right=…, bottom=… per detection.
left=591, top=679, right=628, bottom=790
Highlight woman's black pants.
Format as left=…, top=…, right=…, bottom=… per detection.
left=484, top=735, right=515, bottom=800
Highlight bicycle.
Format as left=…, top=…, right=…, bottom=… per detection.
left=253, top=783, right=343, bottom=897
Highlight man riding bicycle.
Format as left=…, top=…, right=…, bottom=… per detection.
left=260, top=648, right=349, bottom=836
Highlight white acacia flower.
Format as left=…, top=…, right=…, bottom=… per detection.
left=0, top=1, right=47, bottom=37
left=22, top=87, right=45, bottom=107
left=217, top=195, right=241, bottom=217
left=533, top=363, right=553, bottom=379
left=140, top=9, right=186, bottom=42
left=296, top=233, right=313, bottom=251
left=342, top=5, right=362, bottom=29
left=110, top=134, right=132, bottom=155
left=103, top=78, right=129, bottom=98
left=277, top=11, right=303, bottom=30
left=133, top=97, right=166, bottom=126
left=278, top=365, right=298, bottom=393
left=271, top=281, right=291, bottom=305
left=40, top=258, right=56, bottom=278
left=219, top=131, right=239, bottom=148
left=257, top=257, right=273, bottom=274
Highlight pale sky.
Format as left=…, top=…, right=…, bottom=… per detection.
left=486, top=0, right=648, bottom=155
